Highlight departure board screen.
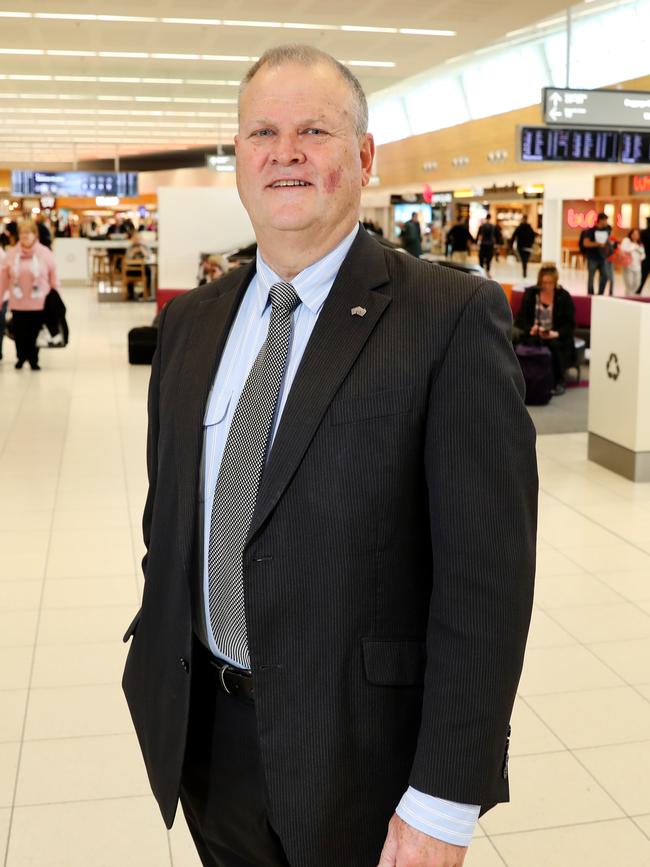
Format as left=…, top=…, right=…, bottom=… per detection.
left=520, top=126, right=620, bottom=163
left=11, top=170, right=138, bottom=197
left=620, top=132, right=650, bottom=164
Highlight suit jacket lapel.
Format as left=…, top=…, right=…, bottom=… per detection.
left=248, top=228, right=391, bottom=542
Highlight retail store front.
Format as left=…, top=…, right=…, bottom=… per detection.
left=561, top=172, right=650, bottom=268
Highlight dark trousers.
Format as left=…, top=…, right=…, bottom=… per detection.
left=637, top=256, right=650, bottom=294
left=479, top=244, right=494, bottom=274
left=519, top=249, right=531, bottom=278
left=180, top=644, right=291, bottom=867
left=0, top=299, right=7, bottom=358
left=587, top=258, right=608, bottom=295
left=12, top=310, right=43, bottom=367
left=545, top=338, right=565, bottom=386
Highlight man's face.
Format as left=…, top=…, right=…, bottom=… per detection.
left=235, top=62, right=374, bottom=237
left=597, top=218, right=608, bottom=229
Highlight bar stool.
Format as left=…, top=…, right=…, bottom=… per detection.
left=122, top=260, right=150, bottom=301
left=91, top=250, right=112, bottom=287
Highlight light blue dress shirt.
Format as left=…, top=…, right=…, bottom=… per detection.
left=201, top=223, right=479, bottom=847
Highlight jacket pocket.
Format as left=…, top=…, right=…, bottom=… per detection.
left=330, top=387, right=413, bottom=426
left=122, top=609, right=142, bottom=643
left=362, top=638, right=426, bottom=686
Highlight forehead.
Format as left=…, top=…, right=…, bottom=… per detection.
left=240, top=61, right=354, bottom=124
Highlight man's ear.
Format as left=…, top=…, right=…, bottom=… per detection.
left=360, top=133, right=376, bottom=187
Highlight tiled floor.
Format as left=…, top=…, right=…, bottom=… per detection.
left=1, top=286, right=649, bottom=867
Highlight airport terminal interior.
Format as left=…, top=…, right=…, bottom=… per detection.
left=1, top=1, right=650, bottom=865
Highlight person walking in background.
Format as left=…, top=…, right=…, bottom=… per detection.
left=583, top=213, right=615, bottom=295
left=401, top=210, right=422, bottom=257
left=197, top=254, right=228, bottom=286
left=620, top=229, right=646, bottom=295
left=510, top=215, right=538, bottom=278
left=477, top=214, right=497, bottom=277
left=0, top=218, right=59, bottom=370
left=0, top=236, right=7, bottom=361
left=636, top=217, right=650, bottom=294
left=446, top=217, right=475, bottom=264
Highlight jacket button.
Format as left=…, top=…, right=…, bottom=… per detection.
left=179, top=657, right=189, bottom=673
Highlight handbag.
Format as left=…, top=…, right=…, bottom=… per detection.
left=608, top=248, right=632, bottom=268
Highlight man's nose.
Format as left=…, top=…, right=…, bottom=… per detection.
left=270, top=134, right=306, bottom=165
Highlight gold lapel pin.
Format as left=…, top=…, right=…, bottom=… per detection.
left=351, top=306, right=367, bottom=317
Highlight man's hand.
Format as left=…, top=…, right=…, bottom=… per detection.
left=377, top=814, right=468, bottom=867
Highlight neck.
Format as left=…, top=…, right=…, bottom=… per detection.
left=256, top=218, right=358, bottom=282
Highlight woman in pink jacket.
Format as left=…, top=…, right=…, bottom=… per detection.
left=0, top=218, right=60, bottom=370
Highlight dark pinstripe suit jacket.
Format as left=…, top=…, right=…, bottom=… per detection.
left=122, top=226, right=538, bottom=867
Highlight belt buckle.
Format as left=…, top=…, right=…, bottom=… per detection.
left=218, top=663, right=232, bottom=696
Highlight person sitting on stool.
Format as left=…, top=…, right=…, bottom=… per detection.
left=123, top=233, right=151, bottom=300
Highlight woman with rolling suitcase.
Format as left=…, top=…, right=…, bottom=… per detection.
left=0, top=218, right=60, bottom=370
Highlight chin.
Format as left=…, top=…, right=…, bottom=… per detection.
left=264, top=210, right=316, bottom=233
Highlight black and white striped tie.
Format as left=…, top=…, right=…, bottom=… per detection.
left=207, top=281, right=300, bottom=668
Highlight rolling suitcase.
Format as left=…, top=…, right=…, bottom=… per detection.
left=128, top=326, right=157, bottom=365
left=515, top=344, right=553, bottom=406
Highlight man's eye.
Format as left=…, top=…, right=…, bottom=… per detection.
left=303, top=128, right=327, bottom=135
left=252, top=129, right=274, bottom=137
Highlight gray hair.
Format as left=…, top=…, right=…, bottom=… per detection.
left=239, top=44, right=368, bottom=136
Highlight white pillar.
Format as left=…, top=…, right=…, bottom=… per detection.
left=541, top=197, right=563, bottom=266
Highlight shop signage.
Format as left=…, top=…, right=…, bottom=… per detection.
left=565, top=207, right=624, bottom=230
left=430, top=192, right=452, bottom=204
left=633, top=175, right=650, bottom=193
left=520, top=126, right=619, bottom=163
left=543, top=87, right=650, bottom=130
left=566, top=208, right=599, bottom=229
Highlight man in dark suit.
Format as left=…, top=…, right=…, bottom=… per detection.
left=401, top=211, right=423, bottom=258
left=122, top=44, right=537, bottom=867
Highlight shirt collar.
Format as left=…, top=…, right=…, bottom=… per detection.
left=254, top=223, right=360, bottom=316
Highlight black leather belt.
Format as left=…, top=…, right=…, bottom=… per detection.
left=194, top=639, right=255, bottom=702
left=208, top=657, right=255, bottom=702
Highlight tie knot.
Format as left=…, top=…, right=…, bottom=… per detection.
left=269, top=281, right=300, bottom=315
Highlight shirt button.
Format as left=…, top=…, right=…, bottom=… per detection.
left=179, top=657, right=189, bottom=673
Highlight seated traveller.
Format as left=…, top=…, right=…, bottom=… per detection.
left=514, top=263, right=576, bottom=396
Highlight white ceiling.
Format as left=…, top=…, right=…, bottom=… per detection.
left=0, top=0, right=586, bottom=166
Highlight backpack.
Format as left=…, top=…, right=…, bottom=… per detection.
left=515, top=344, right=554, bottom=406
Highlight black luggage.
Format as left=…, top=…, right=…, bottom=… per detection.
left=128, top=326, right=157, bottom=365
left=515, top=344, right=554, bottom=406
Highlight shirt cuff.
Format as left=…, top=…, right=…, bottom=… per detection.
left=395, top=787, right=480, bottom=847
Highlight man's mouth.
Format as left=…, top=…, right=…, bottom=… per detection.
left=268, top=179, right=312, bottom=188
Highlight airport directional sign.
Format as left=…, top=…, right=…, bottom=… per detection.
left=542, top=87, right=650, bottom=130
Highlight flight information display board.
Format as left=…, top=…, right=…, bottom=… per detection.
left=620, top=131, right=650, bottom=164
left=520, top=126, right=620, bottom=163
left=11, top=170, right=138, bottom=197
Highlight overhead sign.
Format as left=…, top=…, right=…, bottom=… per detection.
left=520, top=126, right=619, bottom=163
left=11, top=170, right=138, bottom=198
left=543, top=87, right=650, bottom=130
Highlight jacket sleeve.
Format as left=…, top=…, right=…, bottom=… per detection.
left=140, top=303, right=170, bottom=579
left=409, top=280, right=538, bottom=811
left=555, top=290, right=575, bottom=342
left=513, top=287, right=536, bottom=333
